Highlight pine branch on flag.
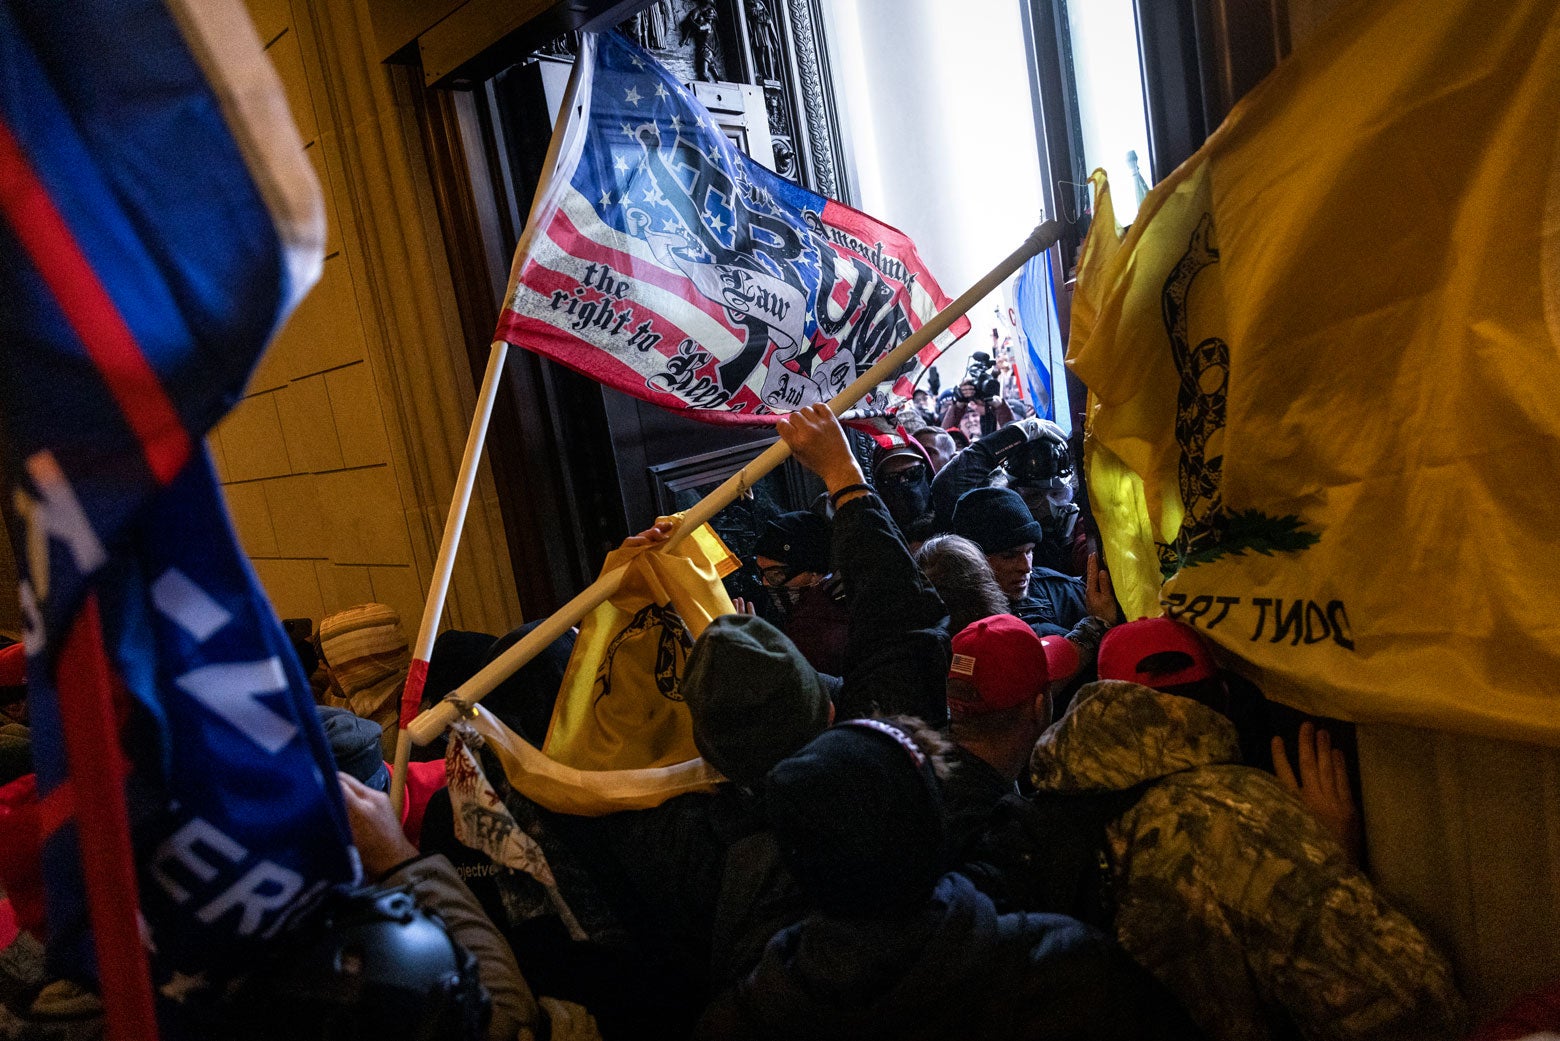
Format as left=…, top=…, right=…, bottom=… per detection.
left=496, top=32, right=968, bottom=423
left=1070, top=0, right=1560, bottom=744
left=0, top=0, right=357, bottom=1029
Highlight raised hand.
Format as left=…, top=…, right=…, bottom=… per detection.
left=1014, top=416, right=1068, bottom=445
left=775, top=403, right=865, bottom=493
left=1084, top=552, right=1120, bottom=624
left=622, top=519, right=676, bottom=550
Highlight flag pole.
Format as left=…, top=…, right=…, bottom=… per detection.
left=56, top=596, right=160, bottom=1041
left=387, top=44, right=594, bottom=808
left=388, top=340, right=509, bottom=813
left=407, top=219, right=1063, bottom=746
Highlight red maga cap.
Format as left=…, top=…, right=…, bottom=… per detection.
left=947, top=614, right=1080, bottom=717
left=1097, top=617, right=1217, bottom=688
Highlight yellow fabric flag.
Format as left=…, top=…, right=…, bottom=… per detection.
left=543, top=516, right=740, bottom=771
left=469, top=705, right=724, bottom=817
left=1072, top=173, right=1166, bottom=624
left=1071, top=0, right=1560, bottom=746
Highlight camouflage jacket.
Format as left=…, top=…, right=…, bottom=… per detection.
left=1030, top=680, right=1464, bottom=1041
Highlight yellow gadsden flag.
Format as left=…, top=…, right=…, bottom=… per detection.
left=1071, top=0, right=1560, bottom=745
left=543, top=516, right=740, bottom=771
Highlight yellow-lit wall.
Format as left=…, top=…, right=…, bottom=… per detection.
left=218, top=0, right=425, bottom=631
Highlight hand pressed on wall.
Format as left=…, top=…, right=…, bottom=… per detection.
left=1272, top=722, right=1363, bottom=866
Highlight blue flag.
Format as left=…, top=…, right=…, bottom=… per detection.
left=1012, top=252, right=1071, bottom=434
left=0, top=0, right=357, bottom=1015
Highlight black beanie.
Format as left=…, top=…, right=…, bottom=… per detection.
left=318, top=706, right=390, bottom=791
left=753, top=512, right=832, bottom=574
left=682, top=614, right=831, bottom=786
left=951, top=486, right=1044, bottom=555
left=765, top=720, right=946, bottom=917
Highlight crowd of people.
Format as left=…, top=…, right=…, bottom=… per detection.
left=2, top=387, right=1549, bottom=1041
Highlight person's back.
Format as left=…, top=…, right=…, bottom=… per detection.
left=699, top=721, right=1200, bottom=1041
left=703, top=872, right=1197, bottom=1041
left=1031, top=677, right=1464, bottom=1041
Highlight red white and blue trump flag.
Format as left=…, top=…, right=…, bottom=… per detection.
left=0, top=0, right=356, bottom=1025
left=497, top=32, right=968, bottom=422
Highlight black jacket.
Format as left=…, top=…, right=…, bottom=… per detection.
left=930, top=433, right=1006, bottom=531
left=1011, top=568, right=1090, bottom=634
left=940, top=744, right=1020, bottom=859
left=829, top=490, right=952, bottom=725
left=695, top=872, right=1204, bottom=1041
left=479, top=491, right=952, bottom=1030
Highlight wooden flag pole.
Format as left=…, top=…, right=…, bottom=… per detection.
left=407, top=220, right=1063, bottom=746
left=388, top=340, right=509, bottom=813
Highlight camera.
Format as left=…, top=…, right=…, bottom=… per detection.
left=964, top=352, right=1002, bottom=400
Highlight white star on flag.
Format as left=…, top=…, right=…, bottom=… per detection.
left=599, top=190, right=613, bottom=207
left=654, top=83, right=670, bottom=99
left=625, top=86, right=642, bottom=106
left=615, top=155, right=630, bottom=173
left=662, top=218, right=680, bottom=232
left=671, top=115, right=682, bottom=129
left=621, top=122, right=636, bottom=138
left=710, top=213, right=726, bottom=232
left=629, top=54, right=644, bottom=68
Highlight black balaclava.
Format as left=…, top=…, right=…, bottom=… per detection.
left=877, top=465, right=932, bottom=532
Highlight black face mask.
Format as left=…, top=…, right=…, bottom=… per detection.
left=766, top=583, right=807, bottom=619
left=877, top=468, right=932, bottom=529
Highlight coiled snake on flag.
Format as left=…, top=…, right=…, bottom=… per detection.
left=1159, top=213, right=1230, bottom=569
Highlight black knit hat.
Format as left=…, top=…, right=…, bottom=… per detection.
left=682, top=614, right=831, bottom=786
left=765, top=720, right=945, bottom=917
left=951, top=486, right=1043, bottom=554
left=753, top=511, right=832, bottom=574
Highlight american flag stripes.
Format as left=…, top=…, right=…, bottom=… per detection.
left=496, top=32, right=967, bottom=424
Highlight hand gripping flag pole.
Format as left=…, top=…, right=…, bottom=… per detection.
left=407, top=219, right=1063, bottom=748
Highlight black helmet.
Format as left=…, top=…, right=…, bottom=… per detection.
left=1003, top=434, right=1073, bottom=488
left=221, top=885, right=489, bottom=1041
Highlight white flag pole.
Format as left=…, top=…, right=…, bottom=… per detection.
left=388, top=340, right=508, bottom=812
left=387, top=45, right=593, bottom=811
left=407, top=219, right=1063, bottom=747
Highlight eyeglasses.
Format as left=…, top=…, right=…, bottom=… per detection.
left=759, top=564, right=797, bottom=588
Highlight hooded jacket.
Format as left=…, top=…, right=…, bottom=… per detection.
left=696, top=872, right=1199, bottom=1041
left=1030, top=680, right=1465, bottom=1041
